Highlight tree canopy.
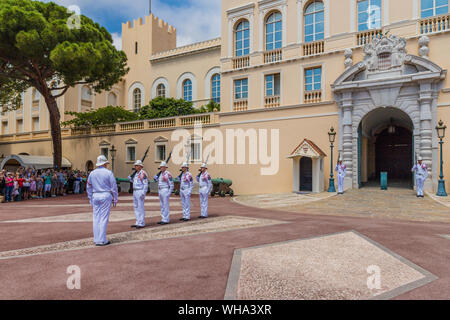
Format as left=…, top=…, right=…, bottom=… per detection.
left=0, top=0, right=129, bottom=167
left=62, top=106, right=139, bottom=128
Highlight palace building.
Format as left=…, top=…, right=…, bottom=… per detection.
left=1, top=0, right=450, bottom=195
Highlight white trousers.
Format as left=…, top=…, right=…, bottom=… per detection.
left=74, top=181, right=80, bottom=194
left=92, top=193, right=112, bottom=245
left=159, top=188, right=171, bottom=223
left=133, top=189, right=146, bottom=226
left=416, top=177, right=425, bottom=196
left=180, top=188, right=192, bottom=220
left=199, top=186, right=209, bottom=217
left=337, top=174, right=345, bottom=193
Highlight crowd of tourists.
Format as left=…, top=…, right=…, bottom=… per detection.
left=0, top=168, right=89, bottom=203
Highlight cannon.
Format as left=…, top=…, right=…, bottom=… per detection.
left=211, top=178, right=234, bottom=197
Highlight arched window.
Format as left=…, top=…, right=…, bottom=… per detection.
left=133, top=88, right=141, bottom=112
left=265, top=12, right=282, bottom=51
left=183, top=79, right=192, bottom=102
left=108, top=92, right=117, bottom=106
left=157, top=84, right=166, bottom=98
left=235, top=20, right=250, bottom=57
left=304, top=1, right=324, bottom=43
left=211, top=74, right=221, bottom=104
left=421, top=0, right=448, bottom=18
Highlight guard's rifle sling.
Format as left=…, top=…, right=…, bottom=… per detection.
left=156, top=150, right=173, bottom=179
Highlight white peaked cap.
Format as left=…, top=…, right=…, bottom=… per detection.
left=181, top=162, right=189, bottom=168
left=159, top=161, right=168, bottom=168
left=96, top=155, right=109, bottom=167
left=134, top=160, right=144, bottom=167
left=200, top=163, right=208, bottom=169
left=418, top=156, right=423, bottom=161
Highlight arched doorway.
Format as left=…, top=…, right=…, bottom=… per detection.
left=358, top=107, right=414, bottom=188
left=85, top=160, right=94, bottom=172
left=299, top=157, right=313, bottom=192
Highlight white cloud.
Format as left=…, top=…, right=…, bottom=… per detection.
left=41, top=0, right=222, bottom=48
left=111, top=32, right=122, bottom=50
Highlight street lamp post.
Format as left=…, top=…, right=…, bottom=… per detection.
left=328, top=127, right=337, bottom=193
left=110, top=145, right=117, bottom=174
left=436, top=120, right=447, bottom=197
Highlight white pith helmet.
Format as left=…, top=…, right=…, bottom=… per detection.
left=134, top=160, right=144, bottom=167
left=181, top=162, right=189, bottom=168
left=159, top=161, right=168, bottom=168
left=96, top=155, right=109, bottom=167
left=200, top=163, right=208, bottom=169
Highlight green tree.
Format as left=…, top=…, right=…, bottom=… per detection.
left=62, top=106, right=139, bottom=128
left=0, top=0, right=128, bottom=168
left=138, top=97, right=198, bottom=119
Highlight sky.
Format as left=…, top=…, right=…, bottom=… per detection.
left=40, top=0, right=222, bottom=50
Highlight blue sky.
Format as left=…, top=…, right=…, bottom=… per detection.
left=40, top=0, right=221, bottom=49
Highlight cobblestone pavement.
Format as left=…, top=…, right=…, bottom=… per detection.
left=235, top=187, right=450, bottom=223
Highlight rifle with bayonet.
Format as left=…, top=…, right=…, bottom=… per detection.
left=155, top=150, right=173, bottom=180
left=128, top=146, right=150, bottom=193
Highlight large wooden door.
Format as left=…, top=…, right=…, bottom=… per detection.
left=300, top=157, right=313, bottom=192
left=375, top=127, right=412, bottom=181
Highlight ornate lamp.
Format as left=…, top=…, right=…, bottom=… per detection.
left=110, top=145, right=117, bottom=173
left=436, top=120, right=447, bottom=196
left=328, top=127, right=337, bottom=193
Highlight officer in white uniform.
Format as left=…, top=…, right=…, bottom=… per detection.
left=335, top=158, right=347, bottom=195
left=196, top=163, right=213, bottom=219
left=154, top=161, right=174, bottom=225
left=128, top=160, right=149, bottom=229
left=411, top=156, right=428, bottom=198
left=179, top=162, right=194, bottom=221
left=87, top=155, right=118, bottom=246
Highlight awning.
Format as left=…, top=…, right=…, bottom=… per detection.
left=0, top=155, right=72, bottom=170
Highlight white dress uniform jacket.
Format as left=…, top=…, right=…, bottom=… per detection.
left=180, top=171, right=194, bottom=220
left=87, top=167, right=118, bottom=245
left=154, top=171, right=174, bottom=223
left=335, top=163, right=347, bottom=194
left=197, top=171, right=213, bottom=218
left=412, top=163, right=428, bottom=197
left=128, top=170, right=149, bottom=227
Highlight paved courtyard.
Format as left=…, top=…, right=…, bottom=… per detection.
left=0, top=189, right=449, bottom=300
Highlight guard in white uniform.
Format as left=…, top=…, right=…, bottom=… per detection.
left=335, top=158, right=347, bottom=195
left=154, top=161, right=174, bottom=225
left=411, top=156, right=428, bottom=198
left=179, top=162, right=194, bottom=221
left=128, top=160, right=149, bottom=228
left=196, top=163, right=213, bottom=219
left=86, top=155, right=118, bottom=246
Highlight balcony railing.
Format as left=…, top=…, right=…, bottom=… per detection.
left=233, top=99, right=248, bottom=112
left=356, top=29, right=383, bottom=46
left=120, top=121, right=145, bottom=132
left=303, top=40, right=324, bottom=56
left=420, top=14, right=450, bottom=34
left=264, top=96, right=281, bottom=108
left=92, top=124, right=116, bottom=134
left=232, top=56, right=250, bottom=69
left=304, top=90, right=322, bottom=104
left=148, top=118, right=176, bottom=129
left=180, top=114, right=211, bottom=126
left=71, top=127, right=91, bottom=135
left=263, top=49, right=282, bottom=64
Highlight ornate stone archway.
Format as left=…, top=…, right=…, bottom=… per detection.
left=332, top=35, right=447, bottom=191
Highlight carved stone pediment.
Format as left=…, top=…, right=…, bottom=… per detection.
left=363, top=35, right=407, bottom=72
left=288, top=139, right=326, bottom=159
